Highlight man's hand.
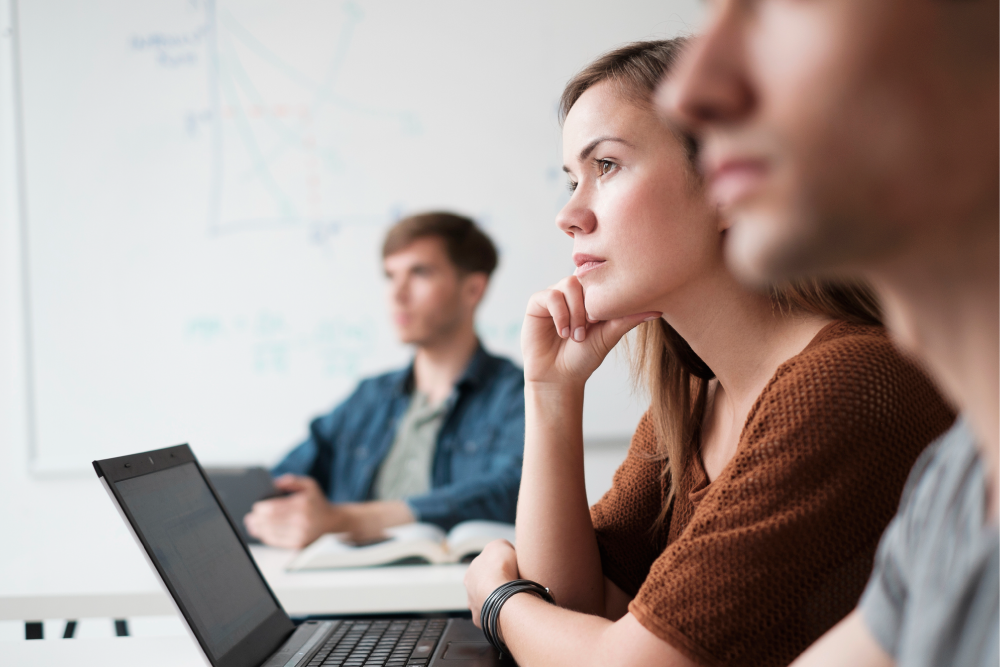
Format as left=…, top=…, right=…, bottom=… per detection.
left=244, top=475, right=418, bottom=549
left=244, top=474, right=338, bottom=549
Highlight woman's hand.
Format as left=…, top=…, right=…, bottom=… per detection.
left=522, top=275, right=661, bottom=387
left=465, top=540, right=521, bottom=629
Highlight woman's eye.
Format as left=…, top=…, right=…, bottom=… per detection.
left=566, top=180, right=578, bottom=193
left=598, top=159, right=616, bottom=176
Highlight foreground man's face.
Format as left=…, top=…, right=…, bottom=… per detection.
left=660, top=0, right=999, bottom=284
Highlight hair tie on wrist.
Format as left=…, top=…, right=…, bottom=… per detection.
left=479, top=579, right=555, bottom=659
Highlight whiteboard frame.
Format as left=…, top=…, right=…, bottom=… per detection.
left=9, top=0, right=47, bottom=476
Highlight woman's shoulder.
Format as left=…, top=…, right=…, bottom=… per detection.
left=749, top=319, right=953, bottom=442
left=799, top=319, right=893, bottom=357
left=777, top=320, right=912, bottom=388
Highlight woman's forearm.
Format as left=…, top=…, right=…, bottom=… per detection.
left=498, top=593, right=696, bottom=667
left=515, top=381, right=606, bottom=614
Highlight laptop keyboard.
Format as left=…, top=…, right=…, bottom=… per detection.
left=306, top=618, right=447, bottom=667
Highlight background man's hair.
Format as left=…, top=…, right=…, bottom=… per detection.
left=382, top=212, right=499, bottom=277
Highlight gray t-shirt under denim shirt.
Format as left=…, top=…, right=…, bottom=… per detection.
left=373, top=392, right=448, bottom=501
left=859, top=417, right=999, bottom=667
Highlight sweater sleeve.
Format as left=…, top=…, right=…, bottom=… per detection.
left=590, top=412, right=668, bottom=597
left=626, top=326, right=955, bottom=667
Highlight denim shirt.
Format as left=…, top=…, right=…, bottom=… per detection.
left=272, top=344, right=525, bottom=530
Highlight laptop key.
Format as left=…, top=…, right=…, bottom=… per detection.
left=410, top=639, right=436, bottom=659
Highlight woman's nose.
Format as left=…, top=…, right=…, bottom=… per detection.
left=556, top=193, right=597, bottom=238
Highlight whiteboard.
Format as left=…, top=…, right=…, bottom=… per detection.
left=14, top=0, right=700, bottom=473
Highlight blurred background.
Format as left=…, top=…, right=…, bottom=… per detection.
left=0, top=0, right=701, bottom=640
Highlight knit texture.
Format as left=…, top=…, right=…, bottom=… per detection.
left=591, top=322, right=954, bottom=667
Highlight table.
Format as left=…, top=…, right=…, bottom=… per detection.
left=0, top=545, right=470, bottom=622
left=7, top=635, right=206, bottom=666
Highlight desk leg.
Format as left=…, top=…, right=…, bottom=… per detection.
left=63, top=620, right=77, bottom=638
left=25, top=621, right=43, bottom=640
left=114, top=619, right=130, bottom=637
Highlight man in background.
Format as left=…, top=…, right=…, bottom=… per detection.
left=662, top=1, right=997, bottom=665
left=245, top=212, right=524, bottom=548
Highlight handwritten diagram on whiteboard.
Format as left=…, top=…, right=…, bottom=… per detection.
left=128, top=0, right=420, bottom=236
left=14, top=0, right=697, bottom=472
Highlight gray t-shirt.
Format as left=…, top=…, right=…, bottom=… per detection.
left=859, top=417, right=999, bottom=667
left=372, top=391, right=448, bottom=502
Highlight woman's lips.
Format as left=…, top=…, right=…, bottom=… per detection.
left=573, top=253, right=606, bottom=277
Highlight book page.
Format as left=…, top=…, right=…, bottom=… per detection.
left=287, top=522, right=448, bottom=570
left=444, top=521, right=516, bottom=562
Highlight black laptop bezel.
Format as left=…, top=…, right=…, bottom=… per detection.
left=94, top=444, right=295, bottom=667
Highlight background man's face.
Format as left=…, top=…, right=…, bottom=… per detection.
left=384, top=236, right=468, bottom=346
left=662, top=0, right=998, bottom=283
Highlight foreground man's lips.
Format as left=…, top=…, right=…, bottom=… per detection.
left=705, top=157, right=769, bottom=209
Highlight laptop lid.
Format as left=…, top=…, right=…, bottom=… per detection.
left=94, top=444, right=296, bottom=667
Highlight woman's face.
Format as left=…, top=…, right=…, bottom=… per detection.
left=558, top=81, right=721, bottom=321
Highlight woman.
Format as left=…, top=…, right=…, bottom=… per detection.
left=464, top=40, right=953, bottom=667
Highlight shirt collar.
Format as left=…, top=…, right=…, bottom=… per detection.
left=393, top=340, right=491, bottom=397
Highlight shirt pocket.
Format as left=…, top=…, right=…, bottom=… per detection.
left=449, top=425, right=500, bottom=478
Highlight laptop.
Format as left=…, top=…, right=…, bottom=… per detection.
left=205, top=466, right=286, bottom=545
left=94, top=444, right=508, bottom=667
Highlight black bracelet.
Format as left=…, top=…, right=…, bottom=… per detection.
left=479, top=579, right=555, bottom=659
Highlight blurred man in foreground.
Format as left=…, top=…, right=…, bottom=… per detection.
left=663, top=1, right=998, bottom=665
left=245, top=212, right=524, bottom=548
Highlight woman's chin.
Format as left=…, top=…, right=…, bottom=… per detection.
left=584, top=289, right=658, bottom=323
left=582, top=290, right=630, bottom=322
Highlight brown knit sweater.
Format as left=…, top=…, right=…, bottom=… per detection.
left=590, top=322, right=954, bottom=667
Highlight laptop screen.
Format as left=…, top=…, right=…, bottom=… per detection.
left=102, top=449, right=294, bottom=667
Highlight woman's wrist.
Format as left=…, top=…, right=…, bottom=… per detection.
left=526, top=382, right=586, bottom=426
left=480, top=580, right=555, bottom=657
left=525, top=379, right=586, bottom=403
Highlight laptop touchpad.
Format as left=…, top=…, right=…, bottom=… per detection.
left=442, top=641, right=496, bottom=660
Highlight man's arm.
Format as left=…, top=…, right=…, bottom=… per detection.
left=791, top=611, right=894, bottom=667
left=245, top=474, right=415, bottom=548
left=250, top=394, right=353, bottom=548
left=271, top=400, right=351, bottom=484
left=254, top=401, right=523, bottom=546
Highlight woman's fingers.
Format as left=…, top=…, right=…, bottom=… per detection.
left=558, top=276, right=589, bottom=341
left=592, top=311, right=662, bottom=351
left=527, top=276, right=658, bottom=349
left=527, top=289, right=571, bottom=338
left=528, top=277, right=588, bottom=340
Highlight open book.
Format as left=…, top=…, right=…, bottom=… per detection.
left=286, top=520, right=516, bottom=571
